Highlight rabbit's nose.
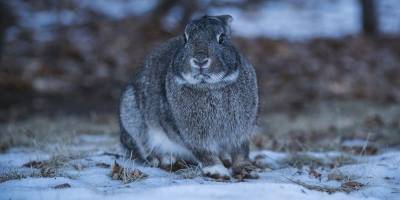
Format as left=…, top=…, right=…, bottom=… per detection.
left=190, top=58, right=211, bottom=69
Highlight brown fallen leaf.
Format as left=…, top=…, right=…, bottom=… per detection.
left=309, top=169, right=322, bottom=179
left=341, top=181, right=364, bottom=192
left=111, top=161, right=147, bottom=183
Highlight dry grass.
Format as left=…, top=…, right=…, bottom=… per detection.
left=21, top=154, right=83, bottom=178
left=0, top=114, right=120, bottom=183
left=0, top=101, right=398, bottom=188
left=0, top=114, right=118, bottom=152
left=289, top=179, right=365, bottom=194
left=281, top=153, right=357, bottom=169
left=283, top=154, right=326, bottom=169
left=0, top=169, right=36, bottom=183
left=0, top=149, right=90, bottom=183
left=253, top=101, right=400, bottom=152
left=23, top=155, right=71, bottom=169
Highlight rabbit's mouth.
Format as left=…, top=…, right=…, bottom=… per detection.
left=175, top=70, right=239, bottom=86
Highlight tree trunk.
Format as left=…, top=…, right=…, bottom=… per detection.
left=0, top=1, right=15, bottom=59
left=360, top=0, right=378, bottom=36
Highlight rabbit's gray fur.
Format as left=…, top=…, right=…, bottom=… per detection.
left=119, top=15, right=258, bottom=179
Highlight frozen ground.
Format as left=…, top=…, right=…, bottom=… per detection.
left=0, top=133, right=399, bottom=200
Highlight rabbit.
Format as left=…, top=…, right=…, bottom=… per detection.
left=119, top=15, right=259, bottom=179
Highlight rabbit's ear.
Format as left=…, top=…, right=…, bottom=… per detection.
left=217, top=15, right=233, bottom=26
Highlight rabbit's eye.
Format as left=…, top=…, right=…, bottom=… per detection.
left=218, top=33, right=225, bottom=44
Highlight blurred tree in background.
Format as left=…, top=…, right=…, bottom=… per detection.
left=0, top=1, right=15, bottom=58
left=360, top=0, right=378, bottom=35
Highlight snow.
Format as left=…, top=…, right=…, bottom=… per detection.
left=71, top=0, right=400, bottom=40
left=6, top=0, right=400, bottom=42
left=210, top=0, right=360, bottom=40
left=1, top=134, right=399, bottom=200
left=0, top=174, right=380, bottom=200
left=377, top=0, right=400, bottom=34
left=210, top=0, right=400, bottom=40
left=76, top=0, right=159, bottom=19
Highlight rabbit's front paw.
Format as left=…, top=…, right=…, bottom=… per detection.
left=202, top=164, right=230, bottom=180
left=149, top=155, right=196, bottom=171
left=232, top=161, right=259, bottom=180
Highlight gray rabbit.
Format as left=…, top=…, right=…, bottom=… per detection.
left=119, top=15, right=258, bottom=179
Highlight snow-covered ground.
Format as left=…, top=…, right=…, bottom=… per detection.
left=0, top=134, right=399, bottom=200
